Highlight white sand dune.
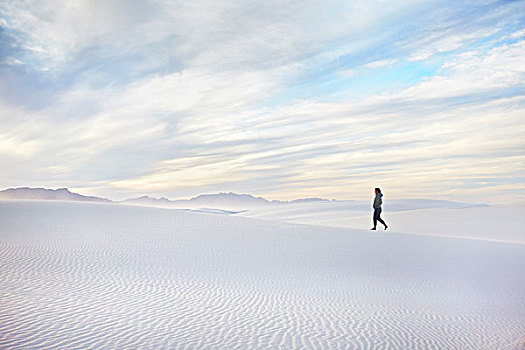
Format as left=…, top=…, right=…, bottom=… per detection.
left=238, top=201, right=525, bottom=244
left=1, top=200, right=524, bottom=349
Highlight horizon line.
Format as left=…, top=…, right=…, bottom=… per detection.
left=0, top=186, right=496, bottom=206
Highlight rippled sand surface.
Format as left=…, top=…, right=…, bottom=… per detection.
left=1, top=201, right=524, bottom=349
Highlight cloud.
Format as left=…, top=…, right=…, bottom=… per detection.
left=364, top=59, right=398, bottom=68
left=406, top=28, right=500, bottom=61
left=399, top=1, right=523, bottom=62
left=3, top=57, right=23, bottom=66
left=0, top=0, right=523, bottom=203
left=396, top=40, right=525, bottom=100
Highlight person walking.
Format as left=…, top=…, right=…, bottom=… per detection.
left=371, top=188, right=388, bottom=230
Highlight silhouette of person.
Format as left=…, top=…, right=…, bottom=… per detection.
left=371, top=188, right=388, bottom=230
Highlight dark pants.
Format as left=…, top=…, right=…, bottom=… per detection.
left=373, top=208, right=386, bottom=227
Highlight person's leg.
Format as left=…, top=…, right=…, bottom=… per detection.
left=377, top=208, right=388, bottom=229
left=372, top=208, right=378, bottom=229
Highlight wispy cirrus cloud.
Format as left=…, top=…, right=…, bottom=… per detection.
left=364, top=59, right=398, bottom=68
left=0, top=0, right=523, bottom=203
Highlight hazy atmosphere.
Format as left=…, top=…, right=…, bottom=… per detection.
left=1, top=1, right=524, bottom=203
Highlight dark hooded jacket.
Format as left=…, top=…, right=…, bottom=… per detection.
left=373, top=192, right=383, bottom=209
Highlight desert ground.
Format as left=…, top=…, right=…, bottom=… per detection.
left=0, top=200, right=524, bottom=349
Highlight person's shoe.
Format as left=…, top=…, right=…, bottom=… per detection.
left=384, top=225, right=388, bottom=230
left=370, top=227, right=376, bottom=230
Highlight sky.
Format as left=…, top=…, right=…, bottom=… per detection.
left=0, top=0, right=524, bottom=203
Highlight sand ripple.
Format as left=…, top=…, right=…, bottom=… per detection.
left=1, top=201, right=524, bottom=349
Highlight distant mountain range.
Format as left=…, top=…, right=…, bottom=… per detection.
left=121, top=192, right=329, bottom=210
left=0, top=187, right=486, bottom=212
left=0, top=187, right=112, bottom=203
left=0, top=187, right=328, bottom=210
